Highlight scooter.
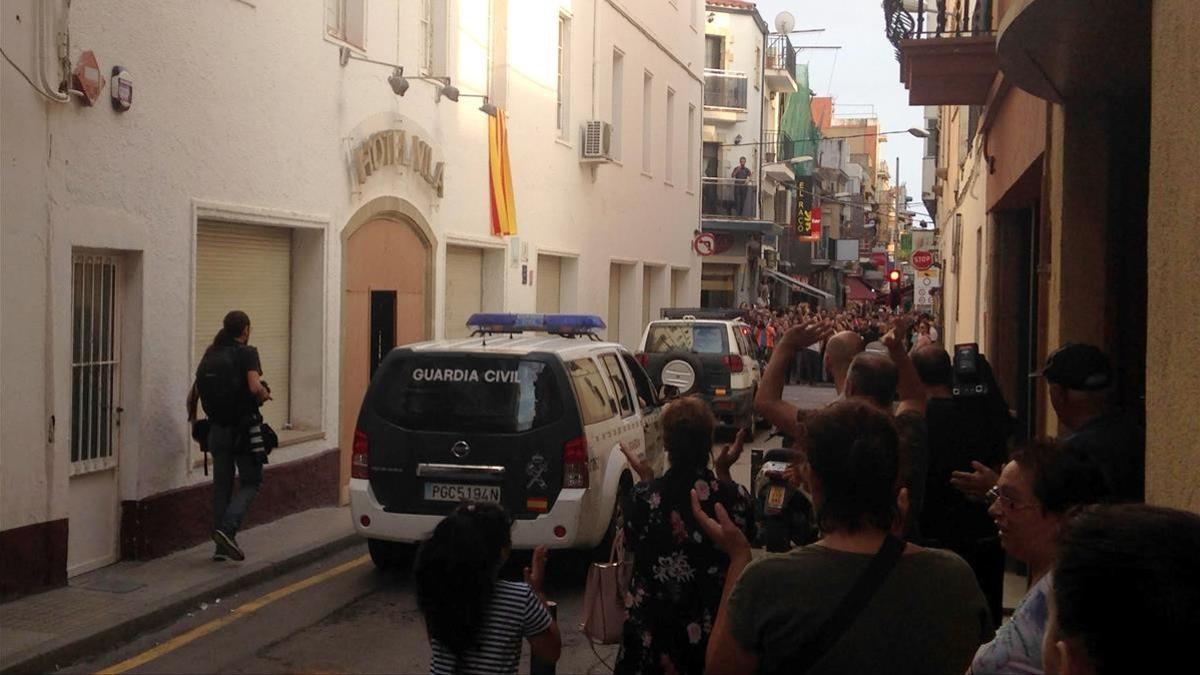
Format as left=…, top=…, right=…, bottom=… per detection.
left=753, top=447, right=817, bottom=552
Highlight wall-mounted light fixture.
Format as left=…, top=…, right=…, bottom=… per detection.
left=338, top=46, right=495, bottom=114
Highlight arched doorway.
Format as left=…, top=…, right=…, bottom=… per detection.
left=339, top=214, right=432, bottom=499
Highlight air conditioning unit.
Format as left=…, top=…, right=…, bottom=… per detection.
left=580, top=121, right=613, bottom=162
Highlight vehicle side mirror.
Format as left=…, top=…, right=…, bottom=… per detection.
left=658, top=384, right=679, bottom=401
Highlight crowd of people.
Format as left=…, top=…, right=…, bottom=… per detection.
left=408, top=307, right=1194, bottom=675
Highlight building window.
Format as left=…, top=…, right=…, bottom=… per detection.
left=642, top=71, right=653, bottom=174
left=665, top=88, right=676, bottom=183
left=687, top=104, right=696, bottom=189
left=420, top=0, right=448, bottom=76
left=557, top=14, right=571, bottom=137
left=195, top=222, right=294, bottom=432
left=705, top=35, right=724, bottom=70
left=325, top=0, right=365, bottom=49
left=71, top=253, right=121, bottom=474
left=611, top=50, right=624, bottom=160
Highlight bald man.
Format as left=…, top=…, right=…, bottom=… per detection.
left=824, top=330, right=865, bottom=396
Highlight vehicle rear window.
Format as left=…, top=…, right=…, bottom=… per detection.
left=566, top=358, right=616, bottom=425
left=644, top=323, right=727, bottom=354
left=373, top=356, right=563, bottom=433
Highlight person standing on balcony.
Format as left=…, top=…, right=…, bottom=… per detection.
left=731, top=157, right=752, bottom=216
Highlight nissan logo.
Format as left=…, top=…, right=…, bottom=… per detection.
left=450, top=441, right=471, bottom=458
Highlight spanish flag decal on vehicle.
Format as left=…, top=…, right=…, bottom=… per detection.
left=526, top=497, right=549, bottom=513
left=489, top=109, right=517, bottom=237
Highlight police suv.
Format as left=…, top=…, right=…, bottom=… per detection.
left=350, top=314, right=664, bottom=569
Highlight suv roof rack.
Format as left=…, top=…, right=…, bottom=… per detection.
left=466, top=313, right=606, bottom=340
left=659, top=307, right=748, bottom=321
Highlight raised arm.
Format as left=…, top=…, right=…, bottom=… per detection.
left=883, top=318, right=926, bottom=416
left=755, top=320, right=834, bottom=437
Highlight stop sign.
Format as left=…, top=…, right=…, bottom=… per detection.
left=912, top=250, right=933, bottom=271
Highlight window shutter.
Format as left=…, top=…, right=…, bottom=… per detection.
left=195, top=222, right=292, bottom=430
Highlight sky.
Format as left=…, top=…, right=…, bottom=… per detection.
left=751, top=0, right=933, bottom=225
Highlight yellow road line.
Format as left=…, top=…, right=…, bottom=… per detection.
left=96, top=554, right=371, bottom=675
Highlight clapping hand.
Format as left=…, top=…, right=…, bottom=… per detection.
left=690, top=489, right=752, bottom=563
left=714, top=428, right=748, bottom=483
left=780, top=319, right=835, bottom=353
left=619, top=442, right=655, bottom=483
left=524, top=545, right=549, bottom=600
left=950, top=461, right=999, bottom=501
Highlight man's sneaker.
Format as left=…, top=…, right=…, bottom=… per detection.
left=212, top=529, right=245, bottom=561
left=212, top=547, right=228, bottom=562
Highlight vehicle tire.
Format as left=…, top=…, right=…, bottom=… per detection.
left=593, top=472, right=633, bottom=563
left=367, top=538, right=416, bottom=572
left=656, top=352, right=705, bottom=396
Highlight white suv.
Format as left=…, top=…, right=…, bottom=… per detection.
left=634, top=308, right=762, bottom=431
left=349, top=314, right=664, bottom=570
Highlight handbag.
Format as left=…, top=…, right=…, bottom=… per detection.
left=581, top=529, right=633, bottom=645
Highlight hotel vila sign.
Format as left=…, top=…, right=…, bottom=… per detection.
left=352, top=128, right=445, bottom=197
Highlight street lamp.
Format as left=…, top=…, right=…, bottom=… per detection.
left=905, top=127, right=930, bottom=138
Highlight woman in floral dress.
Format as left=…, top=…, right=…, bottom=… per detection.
left=614, top=396, right=755, bottom=675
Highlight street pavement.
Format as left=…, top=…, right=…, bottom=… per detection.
left=17, top=385, right=838, bottom=674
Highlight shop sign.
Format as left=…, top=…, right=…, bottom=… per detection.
left=352, top=128, right=445, bottom=197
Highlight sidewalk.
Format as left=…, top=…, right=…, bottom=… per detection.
left=0, top=506, right=358, bottom=674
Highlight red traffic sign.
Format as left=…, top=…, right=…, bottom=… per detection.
left=912, top=250, right=934, bottom=271
left=693, top=232, right=717, bottom=256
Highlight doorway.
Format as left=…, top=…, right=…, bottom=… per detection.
left=369, top=291, right=397, bottom=377
left=67, top=252, right=123, bottom=575
left=340, top=217, right=430, bottom=498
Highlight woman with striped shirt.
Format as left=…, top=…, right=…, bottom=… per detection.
left=415, top=503, right=561, bottom=674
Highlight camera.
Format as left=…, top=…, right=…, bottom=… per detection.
left=951, top=343, right=990, bottom=398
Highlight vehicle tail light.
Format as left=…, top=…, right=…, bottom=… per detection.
left=563, top=436, right=589, bottom=489
left=351, top=428, right=369, bottom=479
left=723, top=354, right=744, bottom=373
left=635, top=353, right=649, bottom=368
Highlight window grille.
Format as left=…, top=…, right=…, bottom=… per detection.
left=71, top=253, right=121, bottom=475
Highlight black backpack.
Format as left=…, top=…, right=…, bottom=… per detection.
left=196, top=346, right=246, bottom=426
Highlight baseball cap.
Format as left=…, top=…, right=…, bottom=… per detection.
left=1030, top=343, right=1112, bottom=391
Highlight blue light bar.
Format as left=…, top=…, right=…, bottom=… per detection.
left=466, top=313, right=606, bottom=335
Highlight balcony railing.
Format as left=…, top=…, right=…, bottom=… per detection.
left=762, top=131, right=796, bottom=164
left=703, top=69, right=748, bottom=111
left=701, top=177, right=759, bottom=219
left=882, top=0, right=998, bottom=105
left=883, top=0, right=995, bottom=55
left=765, top=34, right=797, bottom=76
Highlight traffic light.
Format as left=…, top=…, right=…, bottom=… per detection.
left=887, top=269, right=902, bottom=284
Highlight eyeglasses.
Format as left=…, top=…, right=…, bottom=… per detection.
left=986, top=486, right=1039, bottom=513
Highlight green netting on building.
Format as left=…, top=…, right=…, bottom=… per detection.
left=781, top=64, right=821, bottom=177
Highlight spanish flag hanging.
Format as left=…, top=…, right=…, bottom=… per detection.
left=488, top=109, right=517, bottom=236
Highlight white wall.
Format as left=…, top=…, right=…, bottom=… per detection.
left=0, top=0, right=702, bottom=532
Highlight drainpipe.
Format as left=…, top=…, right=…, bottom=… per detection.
left=37, top=0, right=70, bottom=102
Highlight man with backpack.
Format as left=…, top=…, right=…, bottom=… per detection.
left=186, top=310, right=272, bottom=561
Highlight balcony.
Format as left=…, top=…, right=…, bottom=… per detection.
left=703, top=69, right=748, bottom=123
left=764, top=35, right=798, bottom=93
left=701, top=177, right=760, bottom=221
left=882, top=0, right=998, bottom=106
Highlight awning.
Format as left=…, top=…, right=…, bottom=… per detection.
left=489, top=109, right=516, bottom=236
left=762, top=267, right=832, bottom=299
left=845, top=276, right=878, bottom=302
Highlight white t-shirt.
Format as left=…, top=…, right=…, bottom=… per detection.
left=429, top=580, right=552, bottom=675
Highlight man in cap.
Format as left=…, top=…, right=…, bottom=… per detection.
left=1034, top=343, right=1144, bottom=502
